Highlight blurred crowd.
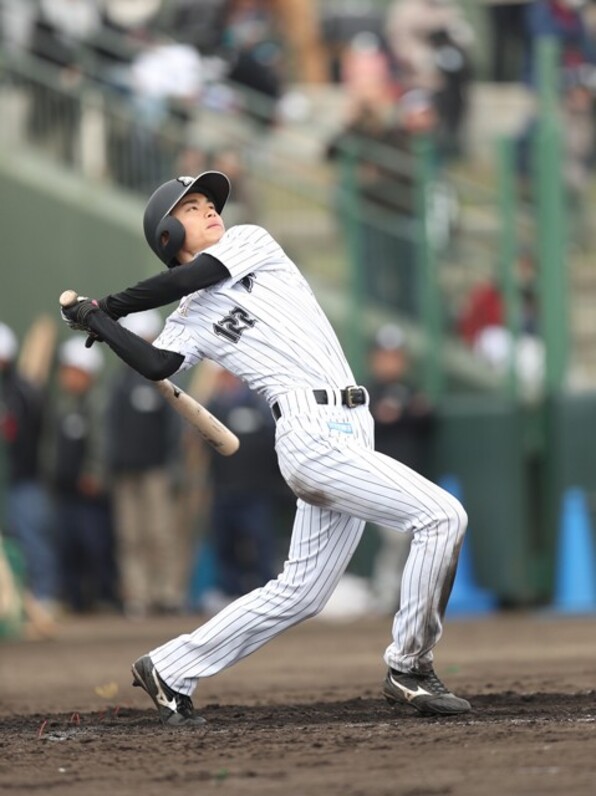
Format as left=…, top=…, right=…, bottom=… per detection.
left=1, top=3, right=593, bottom=142
left=0, top=314, right=294, bottom=635
left=2, top=1, right=595, bottom=243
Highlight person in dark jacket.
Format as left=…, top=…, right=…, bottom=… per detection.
left=47, top=336, right=116, bottom=613
left=202, top=366, right=281, bottom=608
left=0, top=322, right=58, bottom=609
left=106, top=310, right=184, bottom=618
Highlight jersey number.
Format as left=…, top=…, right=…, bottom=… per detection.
left=213, top=307, right=256, bottom=344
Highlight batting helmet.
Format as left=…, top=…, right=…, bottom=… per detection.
left=143, top=171, right=231, bottom=267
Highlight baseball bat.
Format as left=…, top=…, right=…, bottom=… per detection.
left=59, top=290, right=240, bottom=456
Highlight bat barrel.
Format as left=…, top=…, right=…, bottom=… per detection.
left=155, top=379, right=240, bottom=456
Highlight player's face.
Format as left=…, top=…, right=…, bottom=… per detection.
left=170, top=191, right=226, bottom=262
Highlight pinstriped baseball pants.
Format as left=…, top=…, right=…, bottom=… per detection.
left=150, top=388, right=468, bottom=697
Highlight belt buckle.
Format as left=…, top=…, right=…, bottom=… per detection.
left=345, top=385, right=360, bottom=408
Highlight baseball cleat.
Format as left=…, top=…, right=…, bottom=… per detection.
left=131, top=655, right=206, bottom=726
left=383, top=667, right=472, bottom=716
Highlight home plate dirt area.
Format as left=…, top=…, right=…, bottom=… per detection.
left=1, top=612, right=594, bottom=795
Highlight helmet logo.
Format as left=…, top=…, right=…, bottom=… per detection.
left=177, top=176, right=194, bottom=186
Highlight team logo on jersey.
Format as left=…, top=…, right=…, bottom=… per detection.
left=214, top=306, right=256, bottom=343
left=177, top=176, right=194, bottom=186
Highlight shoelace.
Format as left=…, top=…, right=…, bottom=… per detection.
left=423, top=671, right=450, bottom=696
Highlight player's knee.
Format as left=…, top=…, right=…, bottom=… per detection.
left=452, top=497, right=468, bottom=530
left=443, top=495, right=468, bottom=542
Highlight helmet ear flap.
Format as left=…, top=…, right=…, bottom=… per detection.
left=155, top=216, right=186, bottom=267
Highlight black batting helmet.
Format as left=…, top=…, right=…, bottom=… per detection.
left=143, top=171, right=231, bottom=267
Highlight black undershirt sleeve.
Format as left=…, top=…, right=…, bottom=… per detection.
left=101, top=254, right=230, bottom=318
left=80, top=253, right=230, bottom=379
left=85, top=312, right=184, bottom=381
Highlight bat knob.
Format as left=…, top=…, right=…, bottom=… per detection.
left=59, top=290, right=79, bottom=308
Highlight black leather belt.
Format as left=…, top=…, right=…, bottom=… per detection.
left=271, top=386, right=367, bottom=421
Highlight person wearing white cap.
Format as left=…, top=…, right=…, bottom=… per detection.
left=0, top=322, right=59, bottom=609
left=58, top=335, right=105, bottom=375
left=46, top=336, right=117, bottom=613
left=0, top=322, right=18, bottom=364
left=105, top=311, right=184, bottom=618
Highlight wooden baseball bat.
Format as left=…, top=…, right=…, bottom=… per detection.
left=59, top=290, right=240, bottom=456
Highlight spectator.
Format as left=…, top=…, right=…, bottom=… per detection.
left=29, top=0, right=101, bottom=65
left=201, top=367, right=281, bottom=611
left=456, top=278, right=504, bottom=346
left=457, top=248, right=539, bottom=348
left=129, top=34, right=203, bottom=125
left=0, top=0, right=36, bottom=54
left=0, top=322, right=59, bottom=614
left=367, top=324, right=436, bottom=614
left=217, top=0, right=285, bottom=124
left=472, top=325, right=545, bottom=395
left=338, top=28, right=397, bottom=103
left=106, top=310, right=184, bottom=618
left=522, top=0, right=596, bottom=87
left=485, top=1, right=531, bottom=82
left=384, top=0, right=474, bottom=158
left=516, top=65, right=595, bottom=211
left=101, top=0, right=162, bottom=35
left=93, top=1, right=161, bottom=83
left=326, top=80, right=442, bottom=316
left=157, top=0, right=227, bottom=53
left=463, top=249, right=545, bottom=395
left=515, top=3, right=596, bottom=217
left=46, top=336, right=116, bottom=614
left=27, top=0, right=102, bottom=164
left=106, top=32, right=204, bottom=192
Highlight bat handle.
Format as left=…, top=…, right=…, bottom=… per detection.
left=59, top=290, right=97, bottom=348
left=59, top=289, right=79, bottom=308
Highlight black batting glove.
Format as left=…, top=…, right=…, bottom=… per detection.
left=60, top=297, right=101, bottom=333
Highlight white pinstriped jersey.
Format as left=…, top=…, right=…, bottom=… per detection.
left=153, top=224, right=355, bottom=404
left=144, top=223, right=469, bottom=695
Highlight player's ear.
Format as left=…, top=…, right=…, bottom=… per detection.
left=156, top=216, right=186, bottom=268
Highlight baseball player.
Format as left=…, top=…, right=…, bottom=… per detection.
left=61, top=171, right=471, bottom=725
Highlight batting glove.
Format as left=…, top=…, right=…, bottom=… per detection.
left=60, top=297, right=100, bottom=333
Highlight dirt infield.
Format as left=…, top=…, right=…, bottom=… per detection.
left=0, top=611, right=595, bottom=795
